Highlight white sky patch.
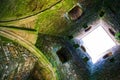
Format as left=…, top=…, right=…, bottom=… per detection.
left=81, top=26, right=116, bottom=63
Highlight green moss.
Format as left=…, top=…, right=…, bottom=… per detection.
left=83, top=57, right=89, bottom=63
left=35, top=0, right=78, bottom=35
left=0, top=35, right=13, bottom=43
left=73, top=44, right=79, bottom=48
left=99, top=10, right=105, bottom=17
left=115, top=32, right=120, bottom=40
left=83, top=24, right=88, bottom=28
left=0, top=0, right=60, bottom=21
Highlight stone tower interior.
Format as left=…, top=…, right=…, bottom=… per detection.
left=0, top=0, right=120, bottom=80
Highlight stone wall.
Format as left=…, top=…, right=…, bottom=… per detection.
left=35, top=34, right=90, bottom=80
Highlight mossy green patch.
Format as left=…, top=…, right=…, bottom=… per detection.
left=36, top=0, right=78, bottom=35
left=0, top=35, right=13, bottom=43
left=0, top=0, right=60, bottom=21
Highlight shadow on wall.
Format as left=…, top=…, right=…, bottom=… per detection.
left=91, top=45, right=120, bottom=80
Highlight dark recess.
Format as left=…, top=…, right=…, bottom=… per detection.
left=56, top=47, right=71, bottom=63
left=108, top=28, right=115, bottom=36
left=68, top=5, right=82, bottom=20
left=99, top=10, right=105, bottom=17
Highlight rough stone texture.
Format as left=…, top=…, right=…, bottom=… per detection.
left=0, top=0, right=60, bottom=21
left=0, top=0, right=120, bottom=80
left=91, top=46, right=120, bottom=80
left=35, top=34, right=90, bottom=80
left=0, top=36, right=37, bottom=80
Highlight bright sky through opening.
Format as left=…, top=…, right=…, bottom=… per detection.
left=81, top=26, right=116, bottom=63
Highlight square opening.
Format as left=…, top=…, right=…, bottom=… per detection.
left=81, top=26, right=116, bottom=63
left=68, top=5, right=83, bottom=20
left=56, top=47, right=71, bottom=63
